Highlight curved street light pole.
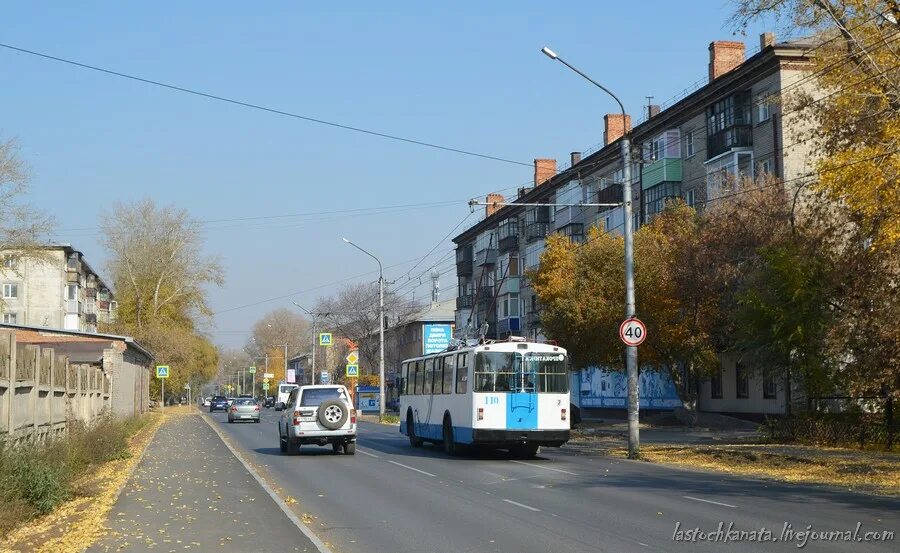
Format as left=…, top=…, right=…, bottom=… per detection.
left=542, top=47, right=640, bottom=459
left=342, top=237, right=386, bottom=417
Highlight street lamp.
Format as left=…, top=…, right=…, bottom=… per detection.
left=542, top=46, right=640, bottom=459
left=342, top=237, right=385, bottom=417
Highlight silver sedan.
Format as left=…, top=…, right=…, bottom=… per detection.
left=227, top=398, right=261, bottom=423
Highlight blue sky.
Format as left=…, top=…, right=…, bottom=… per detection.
left=2, top=1, right=774, bottom=348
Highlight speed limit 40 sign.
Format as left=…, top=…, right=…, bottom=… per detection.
left=619, top=317, right=647, bottom=347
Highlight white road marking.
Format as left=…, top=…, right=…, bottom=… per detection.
left=387, top=460, right=436, bottom=477
left=638, top=542, right=649, bottom=547
left=357, top=449, right=380, bottom=458
left=683, top=496, right=738, bottom=508
left=509, top=460, right=578, bottom=476
left=502, top=499, right=541, bottom=512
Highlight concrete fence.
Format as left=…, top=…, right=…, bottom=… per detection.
left=0, top=331, right=111, bottom=443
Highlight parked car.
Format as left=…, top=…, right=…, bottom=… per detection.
left=209, top=396, right=229, bottom=412
left=264, top=396, right=275, bottom=408
left=228, top=398, right=261, bottom=423
left=202, top=397, right=211, bottom=407
left=278, top=385, right=357, bottom=455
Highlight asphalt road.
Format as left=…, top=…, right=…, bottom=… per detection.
left=208, top=409, right=899, bottom=553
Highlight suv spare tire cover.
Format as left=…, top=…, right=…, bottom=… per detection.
left=317, top=399, right=348, bottom=430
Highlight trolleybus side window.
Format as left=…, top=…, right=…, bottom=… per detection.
left=413, top=361, right=423, bottom=395
left=400, top=363, right=408, bottom=395
left=433, top=357, right=443, bottom=394
left=442, top=354, right=453, bottom=394
left=456, top=353, right=468, bottom=394
left=425, top=358, right=435, bottom=394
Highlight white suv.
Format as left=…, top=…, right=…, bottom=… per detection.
left=278, top=385, right=357, bottom=455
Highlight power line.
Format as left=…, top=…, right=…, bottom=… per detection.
left=0, top=42, right=531, bottom=168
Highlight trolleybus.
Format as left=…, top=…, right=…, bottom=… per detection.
left=399, top=338, right=569, bottom=457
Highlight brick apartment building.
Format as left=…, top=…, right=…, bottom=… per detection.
left=0, top=245, right=117, bottom=333
left=452, top=34, right=817, bottom=417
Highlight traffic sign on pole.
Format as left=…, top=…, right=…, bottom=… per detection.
left=346, top=350, right=359, bottom=365
left=262, top=382, right=270, bottom=391
left=619, top=317, right=647, bottom=347
left=156, top=365, right=170, bottom=378
left=248, top=366, right=257, bottom=374
left=346, top=364, right=359, bottom=377
left=319, top=333, right=333, bottom=347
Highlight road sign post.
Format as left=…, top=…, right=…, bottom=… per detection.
left=248, top=366, right=257, bottom=398
left=156, top=365, right=170, bottom=414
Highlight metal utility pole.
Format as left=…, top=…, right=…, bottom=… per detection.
left=293, top=302, right=331, bottom=385
left=342, top=237, right=386, bottom=417
left=540, top=46, right=641, bottom=459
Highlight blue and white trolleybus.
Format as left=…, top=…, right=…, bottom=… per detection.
left=399, top=338, right=569, bottom=457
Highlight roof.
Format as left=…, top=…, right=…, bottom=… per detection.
left=0, top=323, right=154, bottom=360
left=453, top=37, right=815, bottom=244
left=4, top=243, right=115, bottom=294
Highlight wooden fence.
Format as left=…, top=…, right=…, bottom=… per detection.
left=0, top=332, right=111, bottom=443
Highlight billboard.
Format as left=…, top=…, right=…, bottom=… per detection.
left=574, top=366, right=682, bottom=410
left=423, top=324, right=453, bottom=354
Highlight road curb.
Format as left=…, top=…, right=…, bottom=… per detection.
left=200, top=413, right=334, bottom=553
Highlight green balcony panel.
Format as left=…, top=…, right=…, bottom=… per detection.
left=642, top=158, right=683, bottom=190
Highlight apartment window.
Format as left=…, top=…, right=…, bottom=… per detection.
left=2, top=284, right=18, bottom=299
left=706, top=151, right=753, bottom=201
left=735, top=362, right=749, bottom=399
left=456, top=353, right=468, bottom=394
left=604, top=216, right=612, bottom=231
left=763, top=373, right=777, bottom=399
left=66, top=284, right=78, bottom=301
left=710, top=369, right=723, bottom=399
left=684, top=130, right=695, bottom=158
left=759, top=158, right=774, bottom=176
left=2, top=312, right=17, bottom=324
left=683, top=188, right=696, bottom=208
left=2, top=256, right=16, bottom=270
left=756, top=91, right=771, bottom=123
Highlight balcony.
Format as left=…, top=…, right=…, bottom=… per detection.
left=476, top=285, right=496, bottom=304
left=597, top=182, right=623, bottom=208
left=707, top=125, right=752, bottom=158
left=525, top=222, right=550, bottom=242
left=498, top=221, right=519, bottom=252
left=456, top=246, right=474, bottom=276
left=85, top=313, right=97, bottom=325
left=642, top=158, right=683, bottom=190
left=556, top=223, right=584, bottom=243
left=475, top=247, right=498, bottom=266
left=496, top=317, right=521, bottom=336
left=66, top=272, right=80, bottom=283
left=66, top=300, right=82, bottom=315
left=456, top=295, right=475, bottom=309
left=498, top=276, right=520, bottom=295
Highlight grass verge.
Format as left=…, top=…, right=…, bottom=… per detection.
left=637, top=444, right=900, bottom=496
left=0, top=412, right=164, bottom=552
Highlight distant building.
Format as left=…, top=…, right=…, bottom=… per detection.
left=452, top=34, right=815, bottom=417
left=0, top=245, right=117, bottom=333
left=356, top=299, right=455, bottom=410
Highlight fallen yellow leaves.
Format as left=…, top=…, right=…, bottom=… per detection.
left=0, top=413, right=164, bottom=553
left=638, top=444, right=900, bottom=496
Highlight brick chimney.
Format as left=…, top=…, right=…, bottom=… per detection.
left=603, top=113, right=632, bottom=145
left=485, top=193, right=504, bottom=218
left=570, top=151, right=582, bottom=165
left=760, top=32, right=775, bottom=50
left=708, top=40, right=745, bottom=82
left=533, top=158, right=557, bottom=186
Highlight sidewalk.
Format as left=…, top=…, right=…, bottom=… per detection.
left=89, top=413, right=318, bottom=553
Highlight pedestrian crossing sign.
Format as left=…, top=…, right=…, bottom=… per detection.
left=319, top=333, right=333, bottom=347
left=346, top=364, right=359, bottom=377
left=156, top=365, right=170, bottom=379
